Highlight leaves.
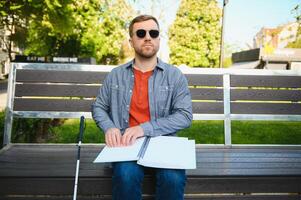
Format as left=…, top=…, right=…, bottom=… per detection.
left=1, top=0, right=136, bottom=64
left=169, top=0, right=221, bottom=68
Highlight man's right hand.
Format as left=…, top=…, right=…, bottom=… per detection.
left=105, top=128, right=122, bottom=147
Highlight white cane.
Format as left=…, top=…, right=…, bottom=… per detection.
left=73, top=116, right=85, bottom=200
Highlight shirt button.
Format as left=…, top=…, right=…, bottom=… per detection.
left=125, top=120, right=128, bottom=123
left=129, top=90, right=132, bottom=93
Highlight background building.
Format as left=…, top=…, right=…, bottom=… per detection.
left=253, top=22, right=298, bottom=49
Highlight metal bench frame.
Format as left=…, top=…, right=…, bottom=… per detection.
left=4, top=62, right=301, bottom=146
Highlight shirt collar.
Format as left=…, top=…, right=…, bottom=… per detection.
left=124, top=58, right=166, bottom=71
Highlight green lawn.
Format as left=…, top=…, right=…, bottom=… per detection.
left=33, top=119, right=301, bottom=145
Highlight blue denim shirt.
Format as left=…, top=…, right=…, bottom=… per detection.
left=91, top=58, right=193, bottom=137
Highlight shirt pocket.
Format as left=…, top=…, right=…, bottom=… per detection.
left=110, top=84, right=126, bottom=105
left=158, top=85, right=174, bottom=115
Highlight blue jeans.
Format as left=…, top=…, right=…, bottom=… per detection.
left=112, top=161, right=186, bottom=200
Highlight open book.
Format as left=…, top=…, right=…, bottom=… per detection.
left=93, top=136, right=196, bottom=169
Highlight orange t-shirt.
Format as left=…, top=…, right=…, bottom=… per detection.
left=129, top=68, right=153, bottom=127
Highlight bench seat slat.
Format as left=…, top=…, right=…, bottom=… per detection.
left=0, top=145, right=300, bottom=196
left=0, top=195, right=299, bottom=200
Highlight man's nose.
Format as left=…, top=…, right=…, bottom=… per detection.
left=144, top=32, right=151, bottom=40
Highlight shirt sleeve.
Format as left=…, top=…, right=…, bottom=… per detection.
left=91, top=73, right=116, bottom=133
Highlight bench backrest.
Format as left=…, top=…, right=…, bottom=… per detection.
left=4, top=62, right=301, bottom=146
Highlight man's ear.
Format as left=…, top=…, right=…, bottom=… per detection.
left=129, top=38, right=133, bottom=48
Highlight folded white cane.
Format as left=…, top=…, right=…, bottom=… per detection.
left=73, top=116, right=85, bottom=200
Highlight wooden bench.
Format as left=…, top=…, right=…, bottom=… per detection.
left=1, top=62, right=301, bottom=200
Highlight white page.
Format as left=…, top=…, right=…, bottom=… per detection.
left=93, top=137, right=146, bottom=163
left=137, top=136, right=196, bottom=169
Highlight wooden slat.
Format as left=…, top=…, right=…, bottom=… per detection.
left=14, top=99, right=93, bottom=112
left=13, top=195, right=291, bottom=200
left=0, top=177, right=300, bottom=195
left=185, top=74, right=223, bottom=86
left=231, top=75, right=301, bottom=88
left=1, top=145, right=301, bottom=177
left=190, top=88, right=223, bottom=100
left=15, top=84, right=99, bottom=98
left=231, top=89, right=301, bottom=101
left=0, top=145, right=300, bottom=196
left=16, top=70, right=108, bottom=84
left=15, top=85, right=225, bottom=100
left=14, top=100, right=224, bottom=114
left=231, top=102, right=301, bottom=115
left=0, top=195, right=299, bottom=200
left=192, top=102, right=223, bottom=114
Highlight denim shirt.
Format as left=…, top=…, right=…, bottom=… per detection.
left=91, top=58, right=193, bottom=137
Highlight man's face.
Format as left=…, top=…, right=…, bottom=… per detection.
left=130, top=19, right=160, bottom=59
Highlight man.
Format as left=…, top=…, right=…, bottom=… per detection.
left=92, top=15, right=193, bottom=200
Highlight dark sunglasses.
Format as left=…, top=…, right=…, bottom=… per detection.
left=136, top=29, right=160, bottom=39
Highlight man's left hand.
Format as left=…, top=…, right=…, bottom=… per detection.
left=122, top=126, right=144, bottom=146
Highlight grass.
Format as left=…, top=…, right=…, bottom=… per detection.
left=49, top=119, right=105, bottom=143
left=23, top=118, right=301, bottom=145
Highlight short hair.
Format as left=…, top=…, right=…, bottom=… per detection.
left=129, top=15, right=160, bottom=38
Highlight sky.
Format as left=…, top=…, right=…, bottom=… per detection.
left=220, top=0, right=299, bottom=50
left=130, top=0, right=299, bottom=60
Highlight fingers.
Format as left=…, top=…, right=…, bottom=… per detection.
left=122, top=126, right=144, bottom=146
left=105, top=126, right=144, bottom=147
left=105, top=128, right=122, bottom=147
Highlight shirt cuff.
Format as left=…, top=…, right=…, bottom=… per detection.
left=100, top=121, right=116, bottom=133
left=140, top=122, right=154, bottom=136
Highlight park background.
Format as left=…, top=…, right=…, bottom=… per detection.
left=0, top=0, right=301, bottom=146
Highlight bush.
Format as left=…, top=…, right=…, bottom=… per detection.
left=12, top=118, right=65, bottom=143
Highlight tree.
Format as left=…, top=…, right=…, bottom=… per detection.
left=24, top=0, right=135, bottom=64
left=78, top=0, right=136, bottom=64
left=0, top=0, right=32, bottom=61
left=168, top=0, right=221, bottom=67
left=286, top=3, right=301, bottom=48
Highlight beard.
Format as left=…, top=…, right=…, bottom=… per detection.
left=135, top=44, right=159, bottom=59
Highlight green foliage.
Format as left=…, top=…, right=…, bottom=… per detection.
left=1, top=0, right=135, bottom=64
left=222, top=57, right=232, bottom=68
left=0, top=0, right=31, bottom=60
left=169, top=0, right=222, bottom=68
left=78, top=0, right=136, bottom=64
left=1, top=113, right=301, bottom=145
left=24, top=0, right=82, bottom=57
left=287, top=3, right=301, bottom=48
left=24, top=0, right=135, bottom=64
left=286, top=38, right=301, bottom=48
left=21, top=119, right=301, bottom=145
left=49, top=119, right=104, bottom=143
left=12, top=118, right=65, bottom=143
left=231, top=121, right=301, bottom=145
